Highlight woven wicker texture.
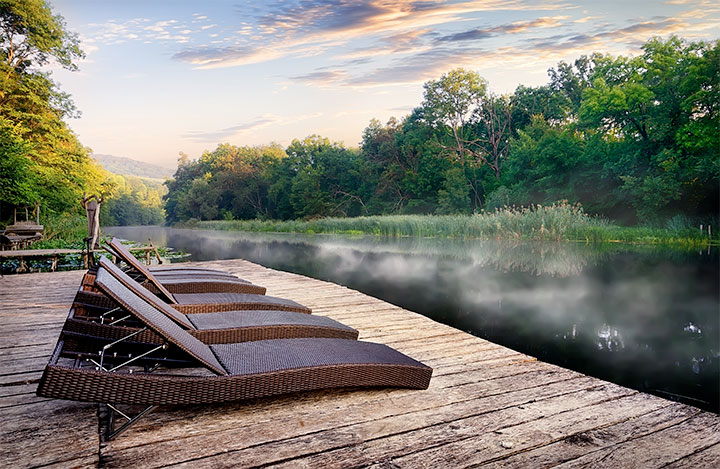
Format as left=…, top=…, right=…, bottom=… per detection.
left=149, top=266, right=240, bottom=276
left=108, top=238, right=179, bottom=303
left=69, top=276, right=358, bottom=344
left=150, top=277, right=267, bottom=295
left=99, top=257, right=307, bottom=314
left=173, top=292, right=309, bottom=313
left=38, top=337, right=432, bottom=405
left=151, top=269, right=243, bottom=279
left=187, top=309, right=356, bottom=331
left=211, top=338, right=429, bottom=375
left=99, top=258, right=194, bottom=328
left=95, top=268, right=226, bottom=375
left=38, top=360, right=432, bottom=405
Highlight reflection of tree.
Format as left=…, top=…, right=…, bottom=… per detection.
left=596, top=323, right=625, bottom=352
left=212, top=234, right=606, bottom=277
left=197, top=232, right=715, bottom=277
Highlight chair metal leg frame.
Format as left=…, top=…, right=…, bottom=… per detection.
left=105, top=404, right=156, bottom=441
left=98, top=306, right=121, bottom=324
left=82, top=328, right=169, bottom=440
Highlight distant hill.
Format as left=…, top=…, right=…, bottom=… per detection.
left=93, top=154, right=175, bottom=180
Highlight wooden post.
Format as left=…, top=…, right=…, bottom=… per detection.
left=51, top=255, right=58, bottom=272
left=148, top=238, right=163, bottom=264
left=145, top=249, right=151, bottom=265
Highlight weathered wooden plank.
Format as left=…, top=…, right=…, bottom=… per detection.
left=663, top=442, right=720, bottom=468
left=552, top=411, right=720, bottom=468
left=484, top=404, right=701, bottom=468
left=0, top=370, right=42, bottom=386
left=0, top=399, right=98, bottom=469
left=101, top=374, right=598, bottom=467
left=373, top=393, right=670, bottom=468
left=172, top=381, right=635, bottom=468
left=101, top=363, right=574, bottom=449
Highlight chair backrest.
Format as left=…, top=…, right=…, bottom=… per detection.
left=95, top=266, right=227, bottom=375
left=107, top=238, right=178, bottom=304
left=97, top=258, right=194, bottom=329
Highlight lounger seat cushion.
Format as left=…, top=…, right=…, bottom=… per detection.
left=211, top=338, right=428, bottom=375
left=186, top=310, right=356, bottom=333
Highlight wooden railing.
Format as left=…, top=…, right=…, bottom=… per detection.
left=0, top=246, right=160, bottom=273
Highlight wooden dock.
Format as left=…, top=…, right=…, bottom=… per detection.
left=1, top=259, right=718, bottom=468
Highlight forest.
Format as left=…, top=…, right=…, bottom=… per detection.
left=1, top=0, right=718, bottom=238
left=164, top=36, right=718, bottom=228
left=0, top=0, right=164, bottom=233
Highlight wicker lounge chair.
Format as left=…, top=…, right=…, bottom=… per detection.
left=104, top=241, right=239, bottom=279
left=66, top=262, right=359, bottom=344
left=84, top=258, right=311, bottom=314
left=103, top=239, right=266, bottom=295
left=37, top=274, right=432, bottom=439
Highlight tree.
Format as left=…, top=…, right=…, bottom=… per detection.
left=510, top=84, right=571, bottom=130
left=422, top=68, right=513, bottom=181
left=548, top=55, right=594, bottom=110
left=0, top=0, right=110, bottom=219
left=0, top=0, right=83, bottom=71
left=579, top=36, right=719, bottom=221
left=286, top=136, right=370, bottom=218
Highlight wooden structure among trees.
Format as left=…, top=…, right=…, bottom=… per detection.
left=1, top=259, right=718, bottom=468
left=0, top=203, right=44, bottom=250
left=0, top=245, right=158, bottom=272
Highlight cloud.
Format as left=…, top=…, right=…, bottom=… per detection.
left=85, top=18, right=196, bottom=46
left=172, top=0, right=570, bottom=69
left=182, top=113, right=323, bottom=142
left=182, top=118, right=276, bottom=142
left=437, top=16, right=569, bottom=42
left=348, top=47, right=486, bottom=86
left=172, top=46, right=284, bottom=68
left=340, top=28, right=432, bottom=59
left=291, top=70, right=349, bottom=86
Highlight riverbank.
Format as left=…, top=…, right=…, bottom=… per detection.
left=187, top=204, right=716, bottom=247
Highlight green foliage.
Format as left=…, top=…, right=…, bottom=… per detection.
left=198, top=205, right=713, bottom=247
left=437, top=167, right=471, bottom=214
left=0, top=0, right=113, bottom=224
left=0, top=0, right=83, bottom=71
left=101, top=174, right=166, bottom=226
left=38, top=212, right=86, bottom=243
left=0, top=123, right=36, bottom=206
left=164, top=36, right=718, bottom=233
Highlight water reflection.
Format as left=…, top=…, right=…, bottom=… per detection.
left=107, top=226, right=720, bottom=412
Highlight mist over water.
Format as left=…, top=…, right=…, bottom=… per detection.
left=107, top=226, right=720, bottom=412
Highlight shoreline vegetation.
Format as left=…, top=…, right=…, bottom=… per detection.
left=181, top=203, right=716, bottom=247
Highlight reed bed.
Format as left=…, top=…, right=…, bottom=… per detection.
left=194, top=202, right=713, bottom=245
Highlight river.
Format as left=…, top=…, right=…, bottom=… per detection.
left=106, top=226, right=720, bottom=413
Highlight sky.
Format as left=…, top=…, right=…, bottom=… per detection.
left=49, top=0, right=720, bottom=169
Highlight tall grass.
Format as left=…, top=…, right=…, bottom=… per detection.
left=193, top=202, right=715, bottom=246
left=28, top=212, right=87, bottom=249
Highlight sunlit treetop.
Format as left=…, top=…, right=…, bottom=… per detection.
left=0, top=0, right=83, bottom=72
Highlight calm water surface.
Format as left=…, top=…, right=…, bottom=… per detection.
left=107, top=226, right=720, bottom=412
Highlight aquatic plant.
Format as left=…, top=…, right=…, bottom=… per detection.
left=194, top=201, right=714, bottom=245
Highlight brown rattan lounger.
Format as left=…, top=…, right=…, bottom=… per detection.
left=65, top=263, right=359, bottom=344
left=105, top=238, right=265, bottom=295
left=37, top=276, right=432, bottom=439
left=87, top=258, right=311, bottom=314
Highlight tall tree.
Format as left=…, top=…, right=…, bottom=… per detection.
left=0, top=0, right=110, bottom=218
left=422, top=68, right=513, bottom=180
